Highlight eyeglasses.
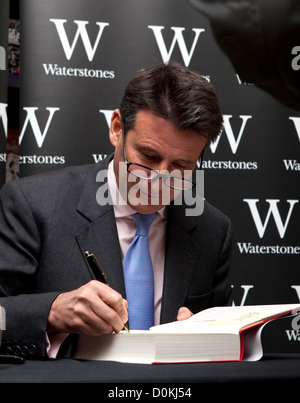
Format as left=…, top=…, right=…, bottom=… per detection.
left=122, top=121, right=204, bottom=191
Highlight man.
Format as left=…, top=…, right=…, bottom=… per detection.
left=0, top=63, right=232, bottom=360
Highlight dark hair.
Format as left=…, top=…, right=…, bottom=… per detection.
left=120, top=63, right=223, bottom=145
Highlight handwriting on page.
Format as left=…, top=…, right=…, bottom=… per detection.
left=210, top=311, right=268, bottom=326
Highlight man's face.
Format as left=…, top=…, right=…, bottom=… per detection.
left=109, top=109, right=207, bottom=214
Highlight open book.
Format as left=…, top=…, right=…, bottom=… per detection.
left=71, top=304, right=300, bottom=364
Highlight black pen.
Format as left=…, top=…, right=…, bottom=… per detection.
left=85, top=251, right=130, bottom=333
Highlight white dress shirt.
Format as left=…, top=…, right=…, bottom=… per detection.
left=107, top=160, right=167, bottom=326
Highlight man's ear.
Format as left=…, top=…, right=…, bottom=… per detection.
left=109, top=109, right=122, bottom=147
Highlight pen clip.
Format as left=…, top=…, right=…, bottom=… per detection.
left=85, top=251, right=107, bottom=282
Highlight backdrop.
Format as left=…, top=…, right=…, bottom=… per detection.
left=0, top=0, right=9, bottom=186
left=1, top=0, right=300, bottom=352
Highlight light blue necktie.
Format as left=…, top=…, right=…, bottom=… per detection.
left=123, top=213, right=157, bottom=330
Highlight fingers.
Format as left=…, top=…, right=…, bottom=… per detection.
left=87, top=281, right=128, bottom=333
left=177, top=306, right=193, bottom=321
left=47, top=280, right=128, bottom=336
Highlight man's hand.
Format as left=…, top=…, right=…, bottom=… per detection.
left=47, top=280, right=128, bottom=336
left=177, top=306, right=194, bottom=321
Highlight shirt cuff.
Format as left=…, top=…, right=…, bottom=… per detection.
left=46, top=332, right=69, bottom=358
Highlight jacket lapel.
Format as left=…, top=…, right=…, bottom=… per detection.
left=75, top=211, right=126, bottom=297
left=160, top=205, right=200, bottom=324
left=75, top=155, right=126, bottom=298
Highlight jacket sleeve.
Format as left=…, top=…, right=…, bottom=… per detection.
left=0, top=180, right=59, bottom=359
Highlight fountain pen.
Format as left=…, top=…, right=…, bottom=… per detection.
left=85, top=251, right=130, bottom=333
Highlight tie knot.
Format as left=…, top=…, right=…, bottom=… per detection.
left=133, top=213, right=157, bottom=237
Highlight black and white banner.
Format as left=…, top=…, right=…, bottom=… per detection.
left=0, top=0, right=9, bottom=186
left=2, top=0, right=300, bottom=351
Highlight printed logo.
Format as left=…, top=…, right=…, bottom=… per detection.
left=43, top=19, right=114, bottom=79
left=283, top=159, right=300, bottom=171
left=231, top=285, right=254, bottom=306
left=238, top=200, right=299, bottom=255
left=0, top=104, right=64, bottom=165
left=232, top=285, right=300, bottom=308
left=289, top=117, right=300, bottom=142
left=148, top=25, right=205, bottom=66
left=210, top=115, right=251, bottom=155
left=0, top=103, right=7, bottom=135
left=0, top=105, right=59, bottom=148
left=291, top=285, right=300, bottom=301
left=281, top=117, right=299, bottom=172
left=20, top=107, right=59, bottom=148
left=243, top=199, right=298, bottom=239
left=50, top=19, right=109, bottom=61
left=199, top=114, right=258, bottom=170
left=99, top=109, right=113, bottom=126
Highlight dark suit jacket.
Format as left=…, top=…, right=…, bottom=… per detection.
left=0, top=155, right=232, bottom=359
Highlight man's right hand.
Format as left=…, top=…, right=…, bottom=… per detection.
left=47, top=280, right=128, bottom=336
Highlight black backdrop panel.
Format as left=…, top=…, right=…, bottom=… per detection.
left=0, top=0, right=9, bottom=187
left=16, top=0, right=300, bottom=352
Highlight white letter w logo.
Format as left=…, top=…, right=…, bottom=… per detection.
left=243, top=199, right=299, bottom=238
left=148, top=25, right=205, bottom=66
left=50, top=19, right=109, bottom=61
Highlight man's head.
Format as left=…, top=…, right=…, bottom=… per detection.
left=109, top=63, right=223, bottom=214
left=120, top=62, right=223, bottom=146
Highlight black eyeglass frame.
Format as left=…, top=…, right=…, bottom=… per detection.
left=121, top=120, right=204, bottom=191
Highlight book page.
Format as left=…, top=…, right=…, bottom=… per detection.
left=205, top=304, right=300, bottom=329
left=150, top=304, right=300, bottom=333
left=241, top=322, right=269, bottom=361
